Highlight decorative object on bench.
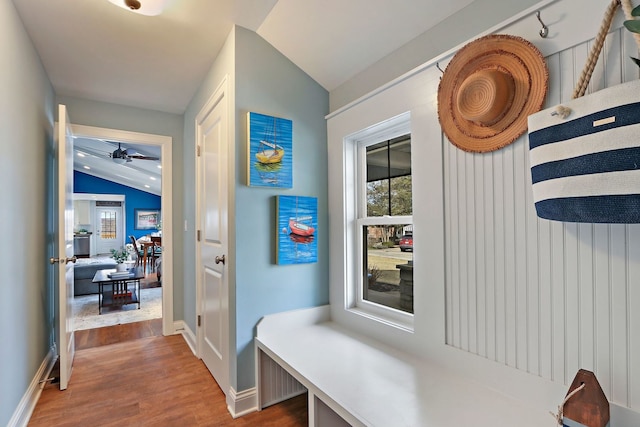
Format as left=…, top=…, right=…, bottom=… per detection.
left=528, top=0, right=640, bottom=223
left=437, top=33, right=548, bottom=153
left=551, top=369, right=609, bottom=427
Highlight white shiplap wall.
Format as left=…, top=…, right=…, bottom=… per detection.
left=444, top=26, right=640, bottom=409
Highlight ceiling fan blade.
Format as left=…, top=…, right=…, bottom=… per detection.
left=128, top=154, right=160, bottom=161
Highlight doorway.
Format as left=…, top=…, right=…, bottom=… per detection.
left=71, top=124, right=174, bottom=336
left=95, top=204, right=123, bottom=254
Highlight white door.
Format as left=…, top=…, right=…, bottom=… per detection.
left=53, top=104, right=76, bottom=390
left=95, top=205, right=123, bottom=254
left=197, top=80, right=229, bottom=394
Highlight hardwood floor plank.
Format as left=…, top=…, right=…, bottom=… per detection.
left=29, top=322, right=307, bottom=426
left=74, top=318, right=163, bottom=350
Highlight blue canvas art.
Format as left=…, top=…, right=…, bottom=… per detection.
left=247, top=112, right=293, bottom=188
left=276, top=196, right=318, bottom=265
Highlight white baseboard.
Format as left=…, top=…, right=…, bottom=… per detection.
left=8, top=346, right=57, bottom=427
left=176, top=320, right=197, bottom=355
left=176, top=320, right=257, bottom=418
left=227, top=386, right=258, bottom=418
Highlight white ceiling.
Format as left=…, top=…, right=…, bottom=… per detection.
left=11, top=0, right=476, bottom=191
left=74, top=138, right=162, bottom=195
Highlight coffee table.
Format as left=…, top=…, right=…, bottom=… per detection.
left=92, top=268, right=145, bottom=314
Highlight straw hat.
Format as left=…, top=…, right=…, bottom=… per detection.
left=437, top=34, right=548, bottom=153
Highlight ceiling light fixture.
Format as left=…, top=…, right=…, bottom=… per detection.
left=108, top=0, right=168, bottom=16
left=125, top=0, right=141, bottom=10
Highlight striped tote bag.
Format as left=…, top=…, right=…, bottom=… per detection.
left=528, top=79, right=640, bottom=223
left=528, top=0, right=640, bottom=223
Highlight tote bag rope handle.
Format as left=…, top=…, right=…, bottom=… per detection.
left=573, top=0, right=640, bottom=99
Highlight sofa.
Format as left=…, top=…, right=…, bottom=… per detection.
left=74, top=261, right=117, bottom=296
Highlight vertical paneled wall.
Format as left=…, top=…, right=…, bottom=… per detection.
left=444, top=27, right=640, bottom=410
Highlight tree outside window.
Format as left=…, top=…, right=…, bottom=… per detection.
left=360, top=135, right=413, bottom=314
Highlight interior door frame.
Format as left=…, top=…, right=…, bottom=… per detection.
left=70, top=124, right=174, bottom=335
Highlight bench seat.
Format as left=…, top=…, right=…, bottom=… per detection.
left=256, top=305, right=551, bottom=427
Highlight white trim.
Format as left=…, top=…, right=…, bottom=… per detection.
left=177, top=320, right=197, bottom=355
left=9, top=346, right=57, bottom=427
left=226, top=387, right=258, bottom=419
left=344, top=112, right=414, bottom=330
left=195, top=75, right=231, bottom=395
left=326, top=0, right=557, bottom=120
left=70, top=124, right=174, bottom=337
left=73, top=193, right=125, bottom=201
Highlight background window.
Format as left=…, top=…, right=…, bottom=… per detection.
left=359, top=135, right=413, bottom=314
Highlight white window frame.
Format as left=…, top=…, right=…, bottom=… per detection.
left=344, top=112, right=413, bottom=331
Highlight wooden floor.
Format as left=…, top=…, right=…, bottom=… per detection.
left=74, top=318, right=165, bottom=351
left=29, top=319, right=307, bottom=426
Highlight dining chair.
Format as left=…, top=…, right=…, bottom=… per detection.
left=150, top=236, right=162, bottom=271
left=129, top=235, right=145, bottom=268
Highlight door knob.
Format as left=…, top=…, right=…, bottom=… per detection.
left=215, top=255, right=226, bottom=265
left=50, top=256, right=78, bottom=265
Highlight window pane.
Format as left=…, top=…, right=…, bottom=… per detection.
left=367, top=180, right=389, bottom=216
left=100, top=211, right=117, bottom=239
left=366, top=135, right=411, bottom=217
left=390, top=175, right=412, bottom=216
left=363, top=225, right=413, bottom=314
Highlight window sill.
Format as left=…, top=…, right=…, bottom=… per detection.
left=347, top=303, right=414, bottom=333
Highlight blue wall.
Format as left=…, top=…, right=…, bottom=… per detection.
left=233, top=27, right=330, bottom=390
left=74, top=171, right=161, bottom=240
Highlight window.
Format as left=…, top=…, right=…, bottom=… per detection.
left=355, top=130, right=413, bottom=322
left=99, top=210, right=118, bottom=239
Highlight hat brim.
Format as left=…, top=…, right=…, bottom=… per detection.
left=438, top=34, right=548, bottom=153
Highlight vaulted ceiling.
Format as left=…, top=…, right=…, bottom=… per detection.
left=74, top=138, right=162, bottom=195
left=11, top=0, right=476, bottom=191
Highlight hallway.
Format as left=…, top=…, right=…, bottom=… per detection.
left=29, top=320, right=307, bottom=426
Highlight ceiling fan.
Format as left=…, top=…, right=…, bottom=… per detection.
left=110, top=142, right=159, bottom=164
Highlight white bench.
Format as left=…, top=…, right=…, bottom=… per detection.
left=255, top=305, right=551, bottom=427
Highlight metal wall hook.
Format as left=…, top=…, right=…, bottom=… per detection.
left=436, top=62, right=444, bottom=80
left=536, top=11, right=549, bottom=38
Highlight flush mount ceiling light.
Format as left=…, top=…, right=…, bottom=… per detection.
left=108, top=0, right=168, bottom=16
